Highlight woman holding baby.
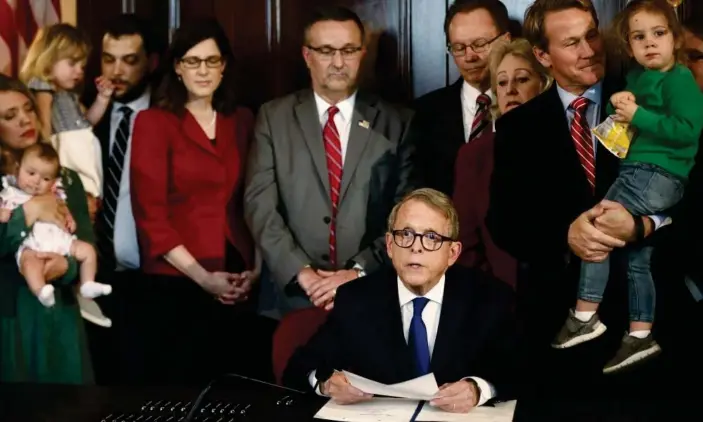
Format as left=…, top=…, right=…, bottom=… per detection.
left=0, top=74, right=95, bottom=384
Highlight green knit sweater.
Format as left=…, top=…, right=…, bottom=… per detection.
left=609, top=63, right=703, bottom=180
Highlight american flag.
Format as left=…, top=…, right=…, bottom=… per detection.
left=0, top=0, right=61, bottom=76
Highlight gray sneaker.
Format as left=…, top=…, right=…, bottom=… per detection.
left=603, top=333, right=661, bottom=374
left=551, top=309, right=607, bottom=349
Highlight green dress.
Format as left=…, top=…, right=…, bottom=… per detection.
left=0, top=168, right=95, bottom=384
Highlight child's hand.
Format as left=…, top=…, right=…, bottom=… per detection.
left=0, top=208, right=11, bottom=223
left=86, top=194, right=99, bottom=224
left=65, top=210, right=77, bottom=233
left=613, top=99, right=639, bottom=123
left=95, top=76, right=115, bottom=100
left=610, top=91, right=636, bottom=108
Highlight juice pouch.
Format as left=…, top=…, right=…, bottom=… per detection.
left=592, top=116, right=635, bottom=159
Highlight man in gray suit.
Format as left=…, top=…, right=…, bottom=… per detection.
left=245, top=6, right=415, bottom=317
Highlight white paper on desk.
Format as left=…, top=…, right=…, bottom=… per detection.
left=415, top=400, right=517, bottom=422
left=342, top=371, right=439, bottom=400
left=314, top=397, right=420, bottom=422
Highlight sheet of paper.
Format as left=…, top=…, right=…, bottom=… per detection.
left=415, top=400, right=517, bottom=422
left=314, top=397, right=420, bottom=422
left=342, top=371, right=439, bottom=400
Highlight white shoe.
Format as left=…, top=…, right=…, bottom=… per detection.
left=76, top=295, right=112, bottom=328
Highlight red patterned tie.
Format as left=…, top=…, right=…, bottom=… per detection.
left=570, top=97, right=595, bottom=192
left=469, top=94, right=492, bottom=141
left=323, top=106, right=343, bottom=267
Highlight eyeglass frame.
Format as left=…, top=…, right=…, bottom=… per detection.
left=178, top=55, right=225, bottom=69
left=446, top=33, right=505, bottom=56
left=305, top=44, right=364, bottom=60
left=390, top=229, right=456, bottom=252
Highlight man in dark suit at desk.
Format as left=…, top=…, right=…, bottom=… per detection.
left=411, top=0, right=511, bottom=196
left=284, top=188, right=516, bottom=413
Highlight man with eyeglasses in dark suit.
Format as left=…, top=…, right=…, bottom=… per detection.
left=410, top=0, right=511, bottom=197
left=283, top=189, right=516, bottom=414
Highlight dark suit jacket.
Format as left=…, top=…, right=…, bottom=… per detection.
left=486, top=82, right=621, bottom=266
left=483, top=80, right=683, bottom=399
left=411, top=79, right=465, bottom=196
left=671, top=132, right=703, bottom=291
left=130, top=107, right=255, bottom=276
left=282, top=265, right=517, bottom=400
left=452, top=129, right=517, bottom=288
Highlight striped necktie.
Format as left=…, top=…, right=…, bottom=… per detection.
left=469, top=93, right=492, bottom=141
left=97, top=106, right=132, bottom=266
left=570, top=97, right=595, bottom=192
left=323, top=106, right=342, bottom=267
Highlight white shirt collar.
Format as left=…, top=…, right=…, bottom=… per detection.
left=397, top=275, right=446, bottom=308
left=556, top=81, right=602, bottom=111
left=313, top=91, right=357, bottom=122
left=113, top=88, right=151, bottom=114
left=461, top=80, right=494, bottom=111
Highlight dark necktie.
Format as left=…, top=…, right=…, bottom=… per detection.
left=570, top=97, right=596, bottom=192
left=97, top=106, right=132, bottom=266
left=409, top=297, right=431, bottom=376
left=323, top=106, right=342, bottom=267
left=469, top=93, right=492, bottom=141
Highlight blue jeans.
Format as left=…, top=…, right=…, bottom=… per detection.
left=579, top=162, right=684, bottom=322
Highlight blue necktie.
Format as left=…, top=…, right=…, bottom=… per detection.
left=409, top=297, right=431, bottom=376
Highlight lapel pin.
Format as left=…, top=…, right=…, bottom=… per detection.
left=358, top=120, right=370, bottom=129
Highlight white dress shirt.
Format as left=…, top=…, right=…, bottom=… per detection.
left=460, top=81, right=494, bottom=142
left=309, top=275, right=496, bottom=406
left=107, top=89, right=150, bottom=270
left=555, top=82, right=667, bottom=229
left=314, top=92, right=356, bottom=164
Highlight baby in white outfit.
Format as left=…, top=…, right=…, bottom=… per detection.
left=0, top=143, right=111, bottom=307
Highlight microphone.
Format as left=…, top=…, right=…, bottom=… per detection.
left=183, top=373, right=305, bottom=422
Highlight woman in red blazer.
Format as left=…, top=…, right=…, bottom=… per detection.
left=453, top=39, right=551, bottom=289
left=130, top=20, right=260, bottom=386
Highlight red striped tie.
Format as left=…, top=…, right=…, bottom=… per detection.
left=570, top=97, right=595, bottom=192
left=323, top=106, right=343, bottom=267
left=469, top=94, right=492, bottom=141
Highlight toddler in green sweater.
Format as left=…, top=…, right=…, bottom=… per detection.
left=553, top=0, right=703, bottom=374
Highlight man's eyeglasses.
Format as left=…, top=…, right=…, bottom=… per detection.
left=306, top=45, right=363, bottom=60
left=447, top=33, right=505, bottom=56
left=179, top=55, right=224, bottom=69
left=391, top=229, right=455, bottom=252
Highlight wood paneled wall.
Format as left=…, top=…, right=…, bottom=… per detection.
left=77, top=0, right=703, bottom=108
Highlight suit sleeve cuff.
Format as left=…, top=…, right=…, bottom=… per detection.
left=352, top=262, right=366, bottom=277
left=309, top=370, right=327, bottom=396
left=463, top=376, right=496, bottom=406
left=647, top=214, right=671, bottom=230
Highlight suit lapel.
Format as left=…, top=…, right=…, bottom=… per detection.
left=215, top=112, right=234, bottom=158
left=543, top=85, right=595, bottom=197
left=340, top=92, right=378, bottom=203
left=595, top=78, right=621, bottom=196
left=447, top=79, right=466, bottom=145
left=95, top=103, right=112, bottom=179
left=380, top=271, right=417, bottom=380
left=182, top=110, right=218, bottom=156
left=430, top=270, right=472, bottom=375
left=294, top=91, right=331, bottom=200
